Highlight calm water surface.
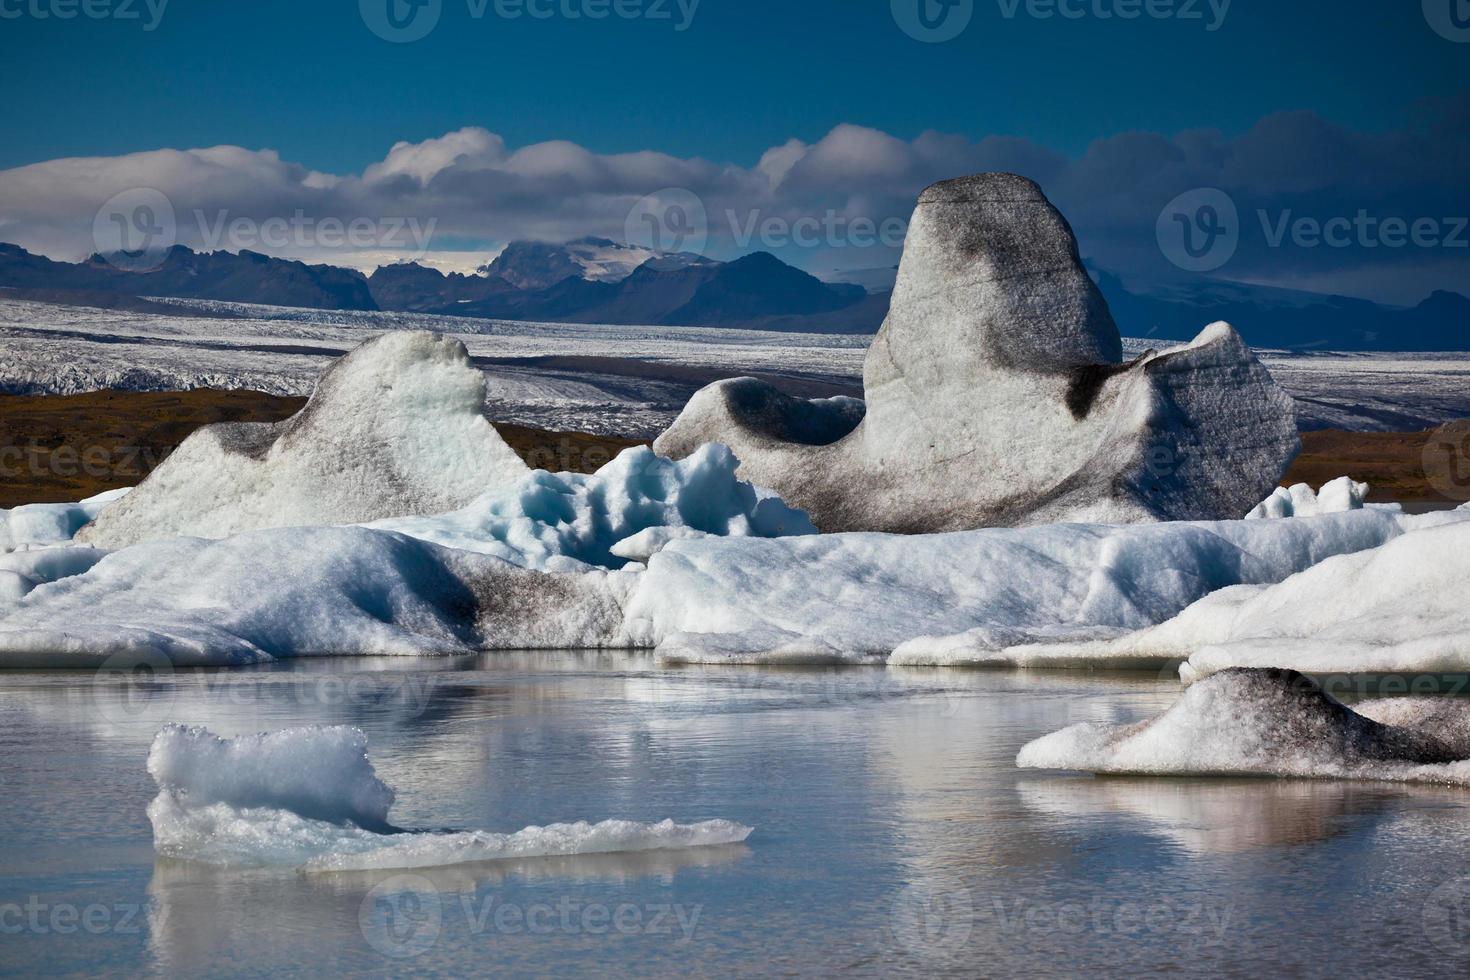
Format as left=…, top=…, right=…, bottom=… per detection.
left=2, top=655, right=1470, bottom=977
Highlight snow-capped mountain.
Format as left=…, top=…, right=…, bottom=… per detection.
left=478, top=237, right=715, bottom=290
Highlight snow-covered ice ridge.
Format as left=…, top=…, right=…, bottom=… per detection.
left=4, top=297, right=1470, bottom=434
left=0, top=459, right=1463, bottom=671
left=148, top=724, right=752, bottom=870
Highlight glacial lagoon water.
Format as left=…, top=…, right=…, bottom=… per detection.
left=3, top=655, right=1470, bottom=977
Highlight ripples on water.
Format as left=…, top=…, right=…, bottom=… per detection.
left=3, top=655, right=1470, bottom=977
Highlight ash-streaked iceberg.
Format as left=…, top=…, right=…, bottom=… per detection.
left=1018, top=668, right=1470, bottom=785
left=147, top=724, right=753, bottom=870
left=77, top=331, right=530, bottom=549
left=655, top=173, right=1299, bottom=533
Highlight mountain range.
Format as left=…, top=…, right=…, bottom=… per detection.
left=0, top=239, right=1465, bottom=350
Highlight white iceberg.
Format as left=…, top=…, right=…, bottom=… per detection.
left=1017, top=668, right=1470, bottom=785
left=998, top=512, right=1470, bottom=682
left=1247, top=477, right=1370, bottom=519
left=78, top=331, right=530, bottom=549
left=148, top=724, right=753, bottom=870
left=370, top=443, right=813, bottom=572
left=0, top=487, right=128, bottom=553
left=0, top=496, right=1458, bottom=668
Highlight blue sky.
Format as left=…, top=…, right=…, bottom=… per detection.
left=0, top=0, right=1466, bottom=303
left=2, top=0, right=1463, bottom=171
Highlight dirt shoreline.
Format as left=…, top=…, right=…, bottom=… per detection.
left=1, top=388, right=1465, bottom=510
left=0, top=389, right=643, bottom=508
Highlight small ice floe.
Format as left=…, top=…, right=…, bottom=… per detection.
left=147, top=724, right=753, bottom=871
left=1246, top=477, right=1371, bottom=519
left=1018, top=668, right=1470, bottom=785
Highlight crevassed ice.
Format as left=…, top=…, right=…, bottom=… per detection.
left=147, top=724, right=752, bottom=870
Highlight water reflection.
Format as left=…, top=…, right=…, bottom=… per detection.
left=146, top=844, right=750, bottom=973
left=1020, top=775, right=1470, bottom=854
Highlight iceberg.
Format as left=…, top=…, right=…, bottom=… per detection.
left=1018, top=668, right=1470, bottom=785
left=370, top=443, right=814, bottom=572
left=0, top=498, right=1458, bottom=667
left=0, top=487, right=128, bottom=553
left=77, top=331, right=530, bottom=549
left=147, top=724, right=753, bottom=870
left=1247, top=477, right=1369, bottom=519
left=999, top=512, right=1470, bottom=681
left=655, top=174, right=1299, bottom=532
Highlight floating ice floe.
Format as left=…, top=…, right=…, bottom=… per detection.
left=1018, top=668, right=1470, bottom=785
left=656, top=173, right=1300, bottom=532
left=1247, top=476, right=1369, bottom=519
left=78, top=331, right=530, bottom=549
left=147, top=724, right=752, bottom=870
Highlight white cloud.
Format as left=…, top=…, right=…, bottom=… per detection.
left=0, top=97, right=1465, bottom=303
